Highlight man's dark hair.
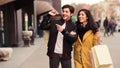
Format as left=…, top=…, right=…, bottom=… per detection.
left=62, top=4, right=74, bottom=14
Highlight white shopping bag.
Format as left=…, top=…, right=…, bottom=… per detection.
left=90, top=45, right=113, bottom=68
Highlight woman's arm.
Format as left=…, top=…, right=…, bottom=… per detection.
left=94, top=32, right=102, bottom=45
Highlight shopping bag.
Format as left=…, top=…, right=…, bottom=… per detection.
left=90, top=45, right=113, bottom=68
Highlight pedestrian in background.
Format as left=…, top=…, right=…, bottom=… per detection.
left=103, top=17, right=109, bottom=37
left=73, top=9, right=101, bottom=68
left=40, top=4, right=77, bottom=68
left=96, top=19, right=101, bottom=28
left=28, top=26, right=35, bottom=45
left=109, top=16, right=117, bottom=36
left=37, top=17, right=44, bottom=38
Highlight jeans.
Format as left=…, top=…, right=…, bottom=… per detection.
left=49, top=53, right=71, bottom=68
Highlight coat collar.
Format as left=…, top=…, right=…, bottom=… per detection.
left=78, top=30, right=93, bottom=44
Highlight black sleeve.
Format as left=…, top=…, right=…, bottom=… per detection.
left=61, top=23, right=77, bottom=43
left=40, top=14, right=51, bottom=30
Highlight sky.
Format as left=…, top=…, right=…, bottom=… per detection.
left=61, top=0, right=104, bottom=6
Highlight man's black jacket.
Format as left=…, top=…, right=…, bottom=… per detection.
left=40, top=14, right=77, bottom=60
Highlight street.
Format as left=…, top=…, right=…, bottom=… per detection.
left=101, top=32, right=120, bottom=68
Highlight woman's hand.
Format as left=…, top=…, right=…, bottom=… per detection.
left=96, top=32, right=102, bottom=45
left=70, top=31, right=76, bottom=35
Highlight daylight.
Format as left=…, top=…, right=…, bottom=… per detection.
left=61, top=0, right=104, bottom=5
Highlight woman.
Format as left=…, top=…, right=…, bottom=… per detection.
left=73, top=9, right=101, bottom=68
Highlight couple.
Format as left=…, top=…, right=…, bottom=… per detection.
left=40, top=4, right=101, bottom=68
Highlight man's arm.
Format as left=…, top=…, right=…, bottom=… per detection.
left=56, top=23, right=77, bottom=43
left=40, top=14, right=51, bottom=30
left=61, top=29, right=77, bottom=43
left=40, top=10, right=58, bottom=30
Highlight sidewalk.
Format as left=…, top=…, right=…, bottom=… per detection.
left=19, top=37, right=49, bottom=68
left=19, top=37, right=74, bottom=68
left=1, top=32, right=119, bottom=68
left=0, top=37, right=48, bottom=68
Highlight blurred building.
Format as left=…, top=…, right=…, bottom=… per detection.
left=52, top=0, right=61, bottom=13
left=90, top=0, right=120, bottom=29
left=0, top=0, right=61, bottom=47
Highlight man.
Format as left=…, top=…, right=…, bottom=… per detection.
left=40, top=5, right=77, bottom=68
left=103, top=17, right=109, bottom=37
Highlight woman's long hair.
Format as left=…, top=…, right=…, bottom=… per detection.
left=76, top=9, right=98, bottom=34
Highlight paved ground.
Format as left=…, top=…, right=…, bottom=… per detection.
left=0, top=32, right=120, bottom=68
left=101, top=32, right=120, bottom=68
left=0, top=37, right=47, bottom=68
left=19, top=38, right=49, bottom=68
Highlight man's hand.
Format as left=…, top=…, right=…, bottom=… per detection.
left=48, top=10, right=58, bottom=16
left=56, top=24, right=64, bottom=32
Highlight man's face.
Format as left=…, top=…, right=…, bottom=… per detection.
left=62, top=8, right=73, bottom=21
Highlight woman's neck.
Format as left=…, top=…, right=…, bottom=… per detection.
left=81, top=22, right=87, bottom=27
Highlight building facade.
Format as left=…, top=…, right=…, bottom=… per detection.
left=0, top=0, right=61, bottom=47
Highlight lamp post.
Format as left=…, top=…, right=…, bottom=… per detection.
left=25, top=13, right=28, bottom=31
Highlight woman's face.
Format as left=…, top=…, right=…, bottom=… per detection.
left=62, top=8, right=73, bottom=21
left=78, top=11, right=88, bottom=23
